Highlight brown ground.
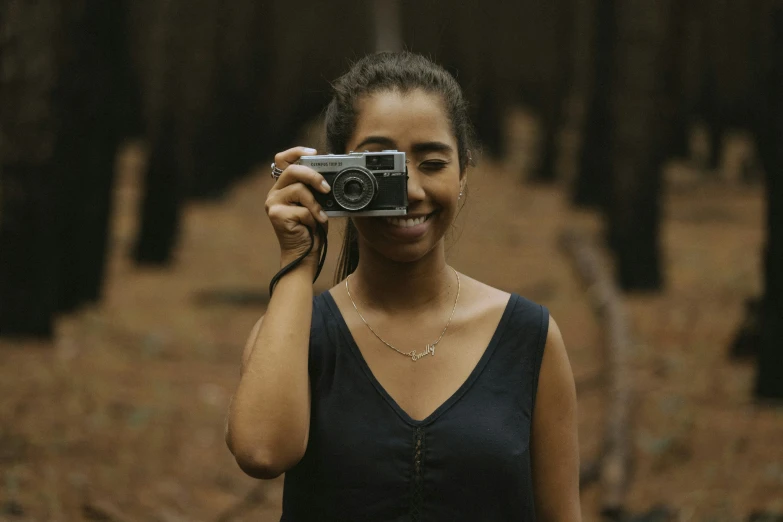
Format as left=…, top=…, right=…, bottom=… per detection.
left=0, top=136, right=781, bottom=521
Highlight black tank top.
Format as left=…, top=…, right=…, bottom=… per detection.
left=281, top=291, right=549, bottom=521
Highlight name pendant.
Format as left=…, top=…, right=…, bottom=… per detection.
left=410, top=344, right=435, bottom=362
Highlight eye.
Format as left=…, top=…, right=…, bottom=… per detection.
left=419, top=160, right=449, bottom=171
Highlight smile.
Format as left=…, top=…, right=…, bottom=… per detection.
left=384, top=213, right=433, bottom=228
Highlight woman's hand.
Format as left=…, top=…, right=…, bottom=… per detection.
left=265, top=146, right=331, bottom=270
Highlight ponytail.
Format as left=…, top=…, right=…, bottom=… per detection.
left=334, top=219, right=360, bottom=284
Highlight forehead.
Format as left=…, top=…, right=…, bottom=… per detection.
left=350, top=89, right=455, bottom=148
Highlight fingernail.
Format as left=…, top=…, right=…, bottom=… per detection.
left=321, top=180, right=331, bottom=192
left=304, top=147, right=317, bottom=154
left=319, top=210, right=328, bottom=222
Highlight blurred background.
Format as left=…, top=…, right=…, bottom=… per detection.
left=1, top=0, right=782, bottom=520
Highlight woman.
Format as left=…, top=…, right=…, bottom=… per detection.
left=226, top=52, right=581, bottom=521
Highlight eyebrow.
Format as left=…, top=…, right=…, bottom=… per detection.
left=355, top=136, right=396, bottom=150
left=355, top=136, right=454, bottom=155
left=411, top=141, right=453, bottom=155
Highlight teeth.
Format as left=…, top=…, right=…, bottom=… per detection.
left=385, top=214, right=431, bottom=228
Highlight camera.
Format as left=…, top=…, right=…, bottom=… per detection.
left=299, top=151, right=408, bottom=216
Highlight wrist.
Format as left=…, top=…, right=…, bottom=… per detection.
left=279, top=252, right=319, bottom=277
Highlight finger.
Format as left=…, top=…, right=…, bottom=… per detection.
left=285, top=206, right=328, bottom=245
left=270, top=204, right=329, bottom=251
left=289, top=205, right=328, bottom=248
left=274, top=146, right=318, bottom=170
left=270, top=183, right=328, bottom=224
left=267, top=203, right=319, bottom=232
left=274, top=164, right=331, bottom=195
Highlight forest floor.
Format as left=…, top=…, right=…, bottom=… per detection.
left=1, top=137, right=782, bottom=521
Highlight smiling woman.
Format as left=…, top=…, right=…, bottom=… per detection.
left=225, top=52, right=582, bottom=522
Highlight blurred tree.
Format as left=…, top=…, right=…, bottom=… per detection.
left=605, top=0, right=681, bottom=291
left=0, top=0, right=62, bottom=337
left=0, top=0, right=135, bottom=337
left=754, top=0, right=783, bottom=400
left=572, top=0, right=614, bottom=209
left=129, top=0, right=268, bottom=264
left=698, top=0, right=766, bottom=172
left=128, top=0, right=184, bottom=264
left=55, top=0, right=139, bottom=312
left=190, top=0, right=263, bottom=199
left=521, top=0, right=575, bottom=183
left=664, top=0, right=702, bottom=160
left=575, top=0, right=677, bottom=290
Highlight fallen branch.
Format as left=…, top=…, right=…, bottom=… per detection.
left=560, top=230, right=634, bottom=518
left=82, top=498, right=140, bottom=522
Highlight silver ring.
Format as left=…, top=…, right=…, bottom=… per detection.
left=270, top=162, right=284, bottom=180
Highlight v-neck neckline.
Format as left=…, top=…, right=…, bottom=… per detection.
left=322, top=291, right=518, bottom=427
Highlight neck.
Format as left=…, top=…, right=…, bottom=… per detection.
left=349, top=242, right=455, bottom=312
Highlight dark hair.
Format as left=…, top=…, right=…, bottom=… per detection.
left=326, top=51, right=478, bottom=284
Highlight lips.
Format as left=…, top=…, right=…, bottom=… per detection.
left=384, top=213, right=433, bottom=228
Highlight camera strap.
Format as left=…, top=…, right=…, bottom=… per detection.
left=268, top=222, right=328, bottom=297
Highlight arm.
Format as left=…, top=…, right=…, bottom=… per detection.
left=225, top=146, right=330, bottom=480
left=225, top=263, right=315, bottom=480
left=532, top=315, right=582, bottom=521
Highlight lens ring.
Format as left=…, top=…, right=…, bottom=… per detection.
left=332, top=167, right=377, bottom=211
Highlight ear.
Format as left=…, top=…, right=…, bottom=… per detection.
left=460, top=149, right=473, bottom=181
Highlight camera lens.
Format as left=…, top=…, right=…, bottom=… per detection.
left=332, top=167, right=377, bottom=211
left=344, top=180, right=362, bottom=199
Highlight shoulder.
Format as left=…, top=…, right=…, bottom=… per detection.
left=536, top=314, right=576, bottom=410
left=544, top=314, right=564, bottom=352
left=453, top=272, right=512, bottom=322
left=456, top=273, right=551, bottom=333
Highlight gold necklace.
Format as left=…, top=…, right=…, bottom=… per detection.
left=345, top=267, right=460, bottom=362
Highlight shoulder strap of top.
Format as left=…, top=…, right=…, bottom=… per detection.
left=307, top=292, right=331, bottom=370
left=501, top=294, right=550, bottom=414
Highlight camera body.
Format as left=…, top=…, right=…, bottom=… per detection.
left=300, top=151, right=408, bottom=217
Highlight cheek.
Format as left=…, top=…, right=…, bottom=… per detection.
left=432, top=176, right=461, bottom=206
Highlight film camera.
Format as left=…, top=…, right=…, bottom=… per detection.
left=300, top=151, right=408, bottom=216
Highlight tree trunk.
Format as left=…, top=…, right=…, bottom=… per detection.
left=572, top=0, right=615, bottom=209
left=697, top=0, right=767, bottom=171
left=55, top=0, right=136, bottom=311
left=132, top=116, right=181, bottom=264
left=606, top=0, right=675, bottom=291
left=0, top=1, right=63, bottom=337
left=755, top=0, right=783, bottom=400
left=0, top=1, right=134, bottom=335
left=206, top=0, right=263, bottom=190
left=128, top=0, right=206, bottom=264
left=531, top=0, right=574, bottom=183
left=0, top=0, right=127, bottom=335
left=665, top=0, right=700, bottom=159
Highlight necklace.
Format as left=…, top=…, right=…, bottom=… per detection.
left=345, top=267, right=460, bottom=362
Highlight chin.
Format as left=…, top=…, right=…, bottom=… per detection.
left=361, top=234, right=445, bottom=265
left=382, top=245, right=438, bottom=264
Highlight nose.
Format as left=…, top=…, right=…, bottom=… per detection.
left=406, top=166, right=426, bottom=203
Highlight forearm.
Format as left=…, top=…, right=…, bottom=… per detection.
left=226, top=262, right=315, bottom=477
